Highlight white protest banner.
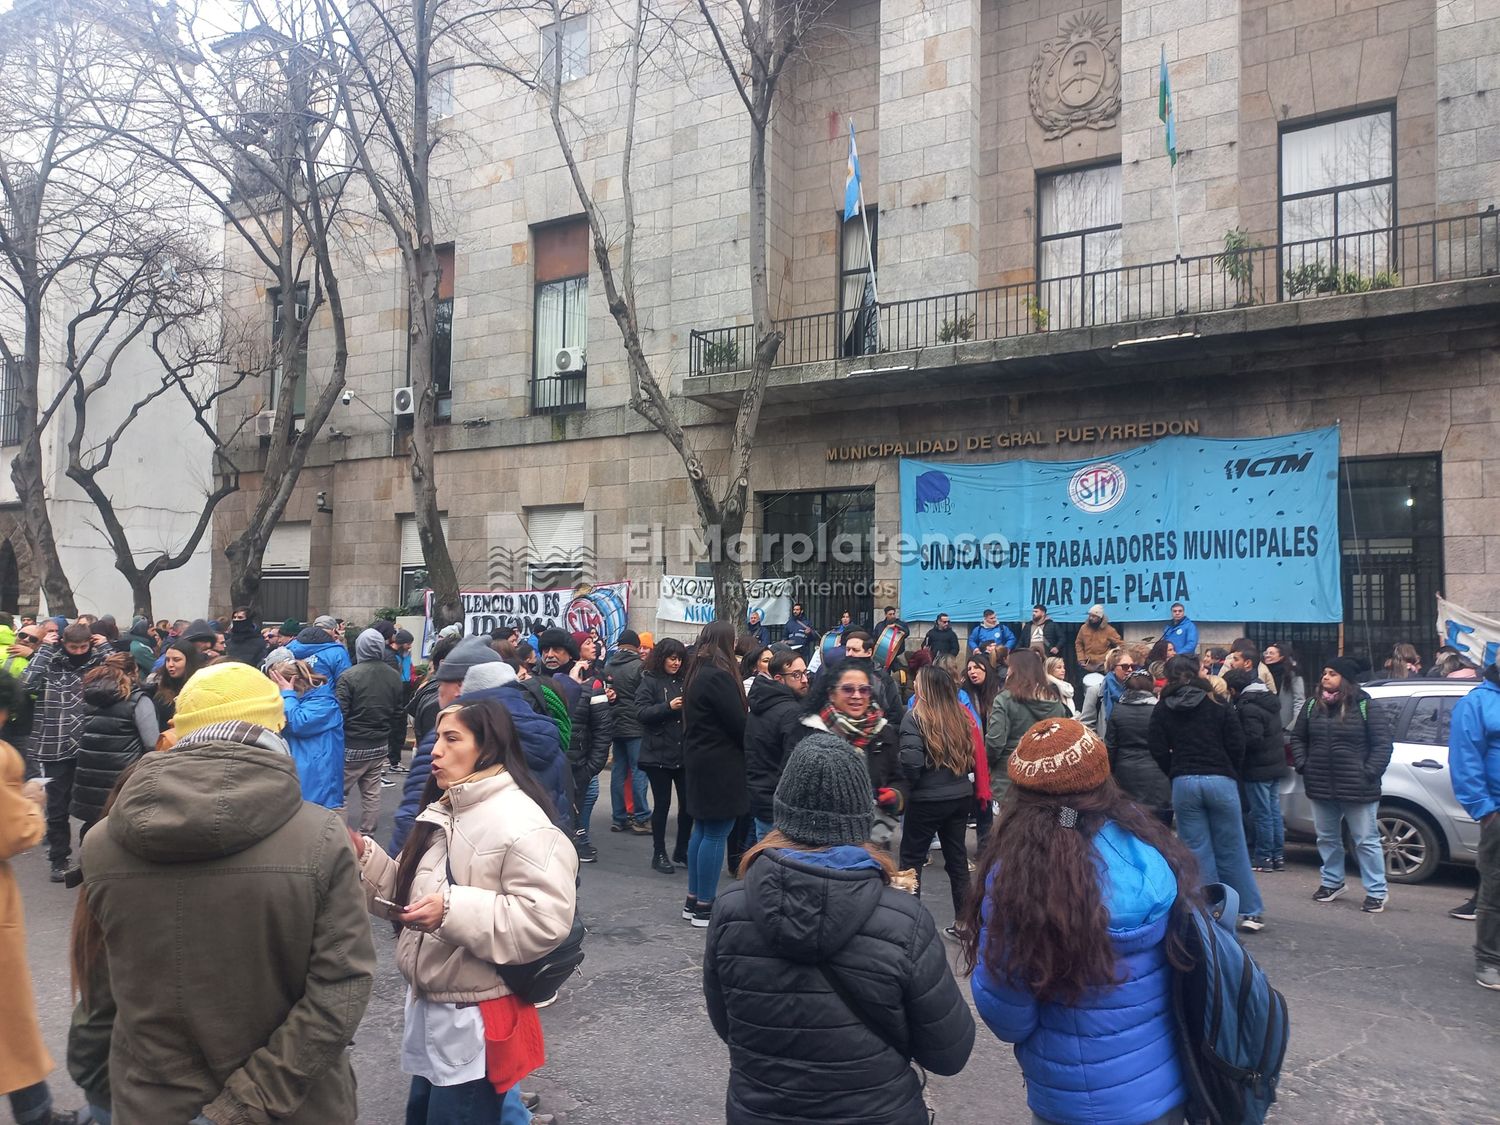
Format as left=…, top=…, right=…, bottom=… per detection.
left=423, top=582, right=629, bottom=657
left=657, top=575, right=793, bottom=626
left=1437, top=595, right=1500, bottom=669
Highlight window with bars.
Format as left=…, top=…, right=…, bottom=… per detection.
left=1037, top=163, right=1121, bottom=330
left=270, top=282, right=309, bottom=417
left=1279, top=109, right=1395, bottom=285
left=0, top=359, right=21, bottom=446
left=532, top=218, right=588, bottom=414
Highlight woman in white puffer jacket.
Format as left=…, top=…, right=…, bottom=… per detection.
left=352, top=697, right=578, bottom=1123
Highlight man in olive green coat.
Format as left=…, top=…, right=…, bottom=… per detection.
left=80, top=662, right=375, bottom=1125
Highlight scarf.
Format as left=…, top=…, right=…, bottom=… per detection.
left=175, top=721, right=290, bottom=756
left=819, top=702, right=886, bottom=753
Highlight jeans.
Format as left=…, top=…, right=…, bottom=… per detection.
left=974, top=797, right=993, bottom=849
left=1477, top=814, right=1500, bottom=971
left=405, top=1077, right=531, bottom=1125
left=1172, top=774, right=1265, bottom=917
left=898, top=797, right=972, bottom=916
left=1310, top=798, right=1387, bottom=900
left=642, top=765, right=692, bottom=859
left=1244, top=779, right=1285, bottom=864
left=752, top=817, right=774, bottom=844
left=343, top=752, right=386, bottom=835
left=687, top=817, right=736, bottom=903
left=578, top=775, right=600, bottom=843
left=39, top=756, right=76, bottom=865
left=9, top=1082, right=52, bottom=1125
left=610, top=738, right=650, bottom=825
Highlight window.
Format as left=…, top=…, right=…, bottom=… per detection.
left=1038, top=164, right=1121, bottom=329
left=433, top=243, right=454, bottom=420
left=269, top=282, right=309, bottom=417
left=525, top=505, right=592, bottom=589
left=0, top=359, right=21, bottom=447
left=532, top=218, right=588, bottom=414
left=1403, top=695, right=1457, bottom=747
left=837, top=208, right=878, bottom=358
left=540, top=17, right=588, bottom=83
left=261, top=521, right=311, bottom=623
left=1280, top=110, right=1394, bottom=284
left=761, top=489, right=875, bottom=630
left=399, top=514, right=448, bottom=610
left=430, top=62, right=456, bottom=121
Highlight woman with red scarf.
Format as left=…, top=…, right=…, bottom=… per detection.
left=795, top=660, right=907, bottom=847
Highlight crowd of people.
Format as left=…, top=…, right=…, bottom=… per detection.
left=0, top=596, right=1494, bottom=1125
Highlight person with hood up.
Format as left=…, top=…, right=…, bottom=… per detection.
left=603, top=629, right=651, bottom=834
left=392, top=637, right=503, bottom=853
left=1074, top=605, right=1123, bottom=675
left=985, top=649, right=1071, bottom=805
left=1103, top=670, right=1171, bottom=825
left=1289, top=656, right=1394, bottom=914
left=71, top=655, right=158, bottom=838
left=267, top=652, right=345, bottom=809
left=76, top=662, right=375, bottom=1124
left=0, top=621, right=28, bottom=678
left=22, top=622, right=109, bottom=881
left=1224, top=666, right=1290, bottom=873
left=286, top=615, right=353, bottom=683
left=1148, top=655, right=1264, bottom=932
left=125, top=618, right=156, bottom=678
left=962, top=717, right=1198, bottom=1125
left=175, top=618, right=220, bottom=659
left=337, top=628, right=407, bottom=835
left=704, top=734, right=975, bottom=1123
left=458, top=660, right=574, bottom=835
left=744, top=648, right=810, bottom=845
left=637, top=637, right=692, bottom=872
left=1, top=672, right=85, bottom=1125
left=1448, top=661, right=1500, bottom=988
left=223, top=607, right=270, bottom=668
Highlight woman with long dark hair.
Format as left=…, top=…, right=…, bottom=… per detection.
left=899, top=665, right=980, bottom=925
left=150, top=640, right=206, bottom=730
left=681, top=621, right=749, bottom=927
left=963, top=655, right=1001, bottom=844
left=1148, top=654, right=1265, bottom=932
left=1264, top=642, right=1306, bottom=732
left=636, top=637, right=692, bottom=874
left=351, top=698, right=578, bottom=1123
left=961, top=717, right=1198, bottom=1125
left=985, top=649, right=1070, bottom=805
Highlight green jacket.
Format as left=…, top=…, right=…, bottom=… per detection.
left=984, top=691, right=1073, bottom=787
left=81, top=734, right=375, bottom=1125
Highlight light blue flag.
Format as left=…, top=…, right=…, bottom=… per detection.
left=843, top=122, right=862, bottom=221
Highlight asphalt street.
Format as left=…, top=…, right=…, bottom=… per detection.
left=15, top=768, right=1499, bottom=1125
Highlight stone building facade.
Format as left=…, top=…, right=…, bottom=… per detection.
left=211, top=0, right=1500, bottom=669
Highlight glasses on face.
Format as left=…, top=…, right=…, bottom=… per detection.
left=780, top=670, right=808, bottom=681
left=837, top=684, right=872, bottom=697
left=1116, top=662, right=1136, bottom=671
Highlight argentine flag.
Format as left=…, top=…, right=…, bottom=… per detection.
left=843, top=122, right=862, bottom=221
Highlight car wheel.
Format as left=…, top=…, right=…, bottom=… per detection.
left=1378, top=805, right=1443, bottom=884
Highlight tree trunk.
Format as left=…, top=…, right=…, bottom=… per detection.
left=406, top=259, right=460, bottom=629
left=226, top=533, right=267, bottom=618
left=11, top=456, right=76, bottom=617
left=126, top=570, right=154, bottom=622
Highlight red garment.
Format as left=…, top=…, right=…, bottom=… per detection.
left=479, top=995, right=546, bottom=1094
left=968, top=712, right=991, bottom=802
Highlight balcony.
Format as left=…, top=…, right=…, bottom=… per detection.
left=531, top=370, right=587, bottom=415
left=686, top=210, right=1500, bottom=396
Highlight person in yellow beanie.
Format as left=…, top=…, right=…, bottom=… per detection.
left=74, top=656, right=374, bottom=1124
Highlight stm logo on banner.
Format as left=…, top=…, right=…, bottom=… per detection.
left=1069, top=462, right=1127, bottom=513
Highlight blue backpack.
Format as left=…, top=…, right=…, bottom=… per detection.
left=1171, top=884, right=1290, bottom=1125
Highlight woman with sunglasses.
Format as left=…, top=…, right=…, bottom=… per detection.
left=1081, top=646, right=1142, bottom=736
left=796, top=661, right=906, bottom=847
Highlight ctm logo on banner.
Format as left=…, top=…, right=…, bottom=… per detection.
left=898, top=426, right=1342, bottom=623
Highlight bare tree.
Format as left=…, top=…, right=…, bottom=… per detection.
left=543, top=0, right=827, bottom=622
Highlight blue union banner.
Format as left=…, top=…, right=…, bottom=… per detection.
left=898, top=426, right=1342, bottom=623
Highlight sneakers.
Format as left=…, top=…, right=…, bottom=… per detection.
left=690, top=901, right=713, bottom=928
left=1450, top=896, right=1478, bottom=921
left=1477, top=964, right=1500, bottom=991
left=609, top=823, right=629, bottom=833
left=1361, top=896, right=1386, bottom=914
left=682, top=896, right=697, bottom=920
left=629, top=820, right=653, bottom=835
left=520, top=1092, right=541, bottom=1111
left=1252, top=860, right=1274, bottom=873
left=379, top=775, right=396, bottom=788
left=943, top=925, right=961, bottom=941
left=49, top=859, right=68, bottom=883
left=1312, top=882, right=1346, bottom=904
left=1273, top=857, right=1286, bottom=872
left=1238, top=915, right=1266, bottom=933
left=574, top=840, right=598, bottom=863
left=390, top=763, right=409, bottom=773
left=651, top=853, right=675, bottom=875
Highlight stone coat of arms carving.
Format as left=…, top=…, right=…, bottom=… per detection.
left=1029, top=12, right=1122, bottom=140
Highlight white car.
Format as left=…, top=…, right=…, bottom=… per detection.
left=1280, top=678, right=1480, bottom=884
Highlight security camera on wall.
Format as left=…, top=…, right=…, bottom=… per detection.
left=340, top=390, right=352, bottom=406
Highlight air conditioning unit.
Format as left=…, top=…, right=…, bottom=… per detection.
left=554, top=346, right=585, bottom=374
left=393, top=386, right=415, bottom=416
left=253, top=410, right=276, bottom=438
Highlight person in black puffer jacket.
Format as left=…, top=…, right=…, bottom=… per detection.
left=1224, top=667, right=1290, bottom=873
left=636, top=638, right=691, bottom=873
left=335, top=629, right=405, bottom=834
left=897, top=666, right=978, bottom=920
left=1148, top=655, right=1266, bottom=931
left=704, top=734, right=975, bottom=1124
left=1290, top=657, right=1395, bottom=911
left=682, top=622, right=749, bottom=925
left=71, top=655, right=158, bottom=835
left=1103, top=671, right=1171, bottom=824
left=744, top=648, right=810, bottom=843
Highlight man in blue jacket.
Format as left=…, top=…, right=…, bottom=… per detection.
left=969, top=608, right=1016, bottom=656
left=1161, top=602, right=1198, bottom=656
left=286, top=616, right=353, bottom=683
left=782, top=603, right=818, bottom=658
left=1449, top=664, right=1500, bottom=990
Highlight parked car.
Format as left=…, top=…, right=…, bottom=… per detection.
left=1280, top=678, right=1480, bottom=884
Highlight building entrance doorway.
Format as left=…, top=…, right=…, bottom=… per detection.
left=760, top=488, right=876, bottom=636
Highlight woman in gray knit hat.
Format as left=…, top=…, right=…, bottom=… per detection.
left=702, top=733, right=974, bottom=1124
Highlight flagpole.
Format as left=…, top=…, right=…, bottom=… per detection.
left=1171, top=161, right=1182, bottom=260
left=852, top=119, right=879, bottom=304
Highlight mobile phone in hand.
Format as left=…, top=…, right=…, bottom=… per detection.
left=373, top=896, right=408, bottom=913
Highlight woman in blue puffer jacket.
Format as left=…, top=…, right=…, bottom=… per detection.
left=960, top=717, right=1200, bottom=1125
left=267, top=656, right=345, bottom=809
